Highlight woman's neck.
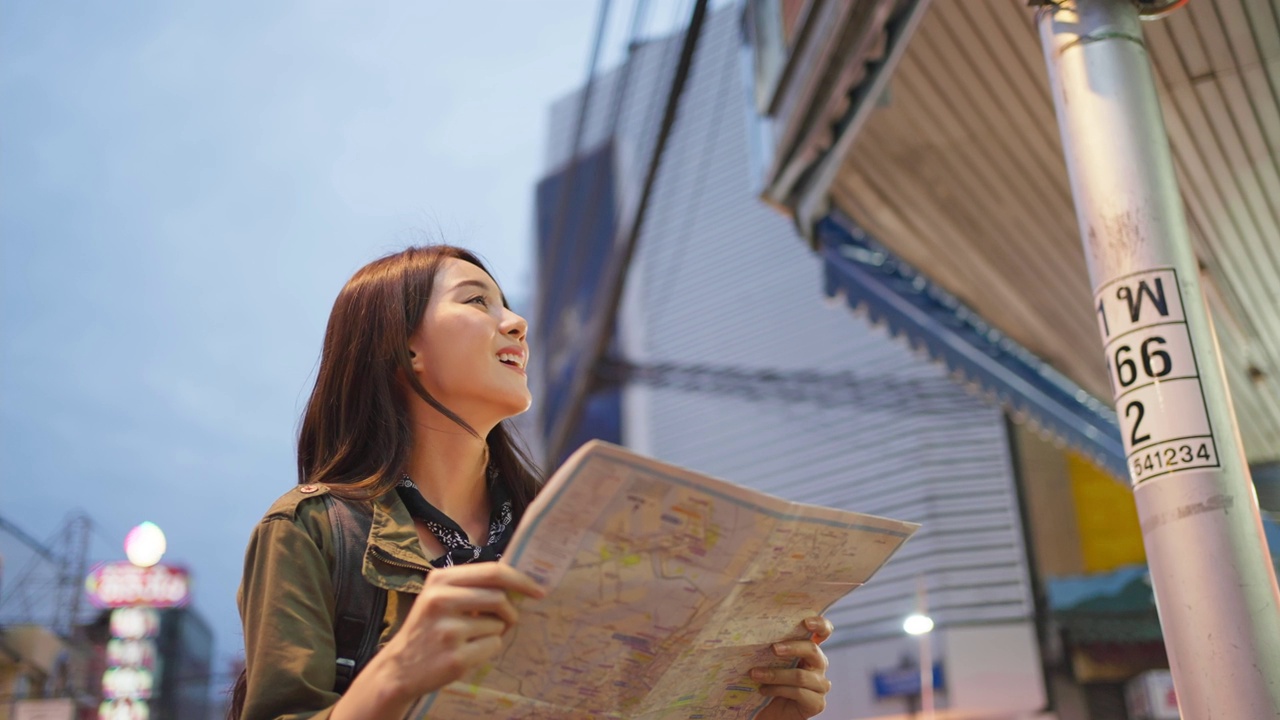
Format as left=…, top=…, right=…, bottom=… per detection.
left=405, top=415, right=493, bottom=542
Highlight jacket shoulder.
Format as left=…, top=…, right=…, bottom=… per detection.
left=263, top=483, right=333, bottom=522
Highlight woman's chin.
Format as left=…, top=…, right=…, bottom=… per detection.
left=492, top=390, right=533, bottom=420
left=510, top=393, right=534, bottom=417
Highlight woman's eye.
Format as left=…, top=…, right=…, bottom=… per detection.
left=468, top=295, right=489, bottom=307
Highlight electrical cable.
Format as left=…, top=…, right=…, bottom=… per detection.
left=541, top=0, right=653, bottom=355
left=533, top=0, right=661, bottom=449
left=548, top=0, right=712, bottom=462
left=534, top=0, right=615, bottom=331
left=1138, top=0, right=1189, bottom=20
left=597, top=357, right=981, bottom=415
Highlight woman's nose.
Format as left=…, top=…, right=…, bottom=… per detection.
left=504, top=309, right=528, bottom=341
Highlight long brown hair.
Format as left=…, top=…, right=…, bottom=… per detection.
left=228, top=245, right=541, bottom=719
left=297, top=244, right=542, bottom=509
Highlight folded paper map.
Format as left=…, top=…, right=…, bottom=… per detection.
left=409, top=440, right=918, bottom=719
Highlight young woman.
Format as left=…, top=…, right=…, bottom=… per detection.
left=234, top=246, right=834, bottom=719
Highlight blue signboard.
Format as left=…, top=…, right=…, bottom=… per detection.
left=872, top=663, right=944, bottom=700
left=533, top=142, right=623, bottom=463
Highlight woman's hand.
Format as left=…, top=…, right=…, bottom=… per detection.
left=334, top=563, right=544, bottom=719
left=752, top=616, right=834, bottom=720
left=383, top=563, right=545, bottom=696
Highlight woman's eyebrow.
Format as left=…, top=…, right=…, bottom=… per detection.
left=451, top=279, right=496, bottom=294
left=451, top=278, right=507, bottom=304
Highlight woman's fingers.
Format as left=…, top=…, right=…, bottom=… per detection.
left=751, top=667, right=832, bottom=694
left=756, top=683, right=827, bottom=717
left=771, top=639, right=829, bottom=672
left=431, top=632, right=508, bottom=686
left=455, top=632, right=505, bottom=662
left=427, top=563, right=546, bottom=599
left=414, top=565, right=546, bottom=629
left=406, top=565, right=545, bottom=644
left=378, top=565, right=547, bottom=698
left=803, top=616, right=833, bottom=644
left=461, top=615, right=508, bottom=642
left=748, top=618, right=835, bottom=719
left=417, top=584, right=522, bottom=627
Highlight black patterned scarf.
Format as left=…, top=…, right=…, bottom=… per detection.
left=395, top=473, right=514, bottom=568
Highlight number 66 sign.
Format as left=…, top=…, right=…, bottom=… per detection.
left=1095, top=268, right=1220, bottom=484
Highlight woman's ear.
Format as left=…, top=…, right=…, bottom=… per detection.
left=406, top=333, right=425, bottom=371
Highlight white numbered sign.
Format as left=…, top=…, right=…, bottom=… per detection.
left=1095, top=268, right=1219, bottom=484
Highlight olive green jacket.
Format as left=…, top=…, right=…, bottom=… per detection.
left=237, top=484, right=432, bottom=720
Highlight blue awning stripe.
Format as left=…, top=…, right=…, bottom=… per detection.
left=816, top=211, right=1127, bottom=478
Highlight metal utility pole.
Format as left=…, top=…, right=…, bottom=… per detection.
left=915, top=579, right=933, bottom=720
left=1037, top=1, right=1280, bottom=717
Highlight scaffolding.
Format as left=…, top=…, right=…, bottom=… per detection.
left=0, top=513, right=93, bottom=637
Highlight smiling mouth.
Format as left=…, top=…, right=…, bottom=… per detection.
left=497, top=353, right=527, bottom=371
left=499, top=362, right=527, bottom=376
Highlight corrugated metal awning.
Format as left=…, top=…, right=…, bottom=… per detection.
left=818, top=210, right=1128, bottom=477
left=762, top=0, right=1280, bottom=464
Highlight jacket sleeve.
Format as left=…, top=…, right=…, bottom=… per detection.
left=238, top=513, right=340, bottom=720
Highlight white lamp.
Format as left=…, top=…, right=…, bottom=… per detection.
left=903, top=613, right=934, bottom=636
left=124, top=522, right=167, bottom=568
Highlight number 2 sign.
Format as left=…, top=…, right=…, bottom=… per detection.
left=1095, top=268, right=1220, bottom=484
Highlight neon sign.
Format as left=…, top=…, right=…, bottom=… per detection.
left=85, top=562, right=189, bottom=609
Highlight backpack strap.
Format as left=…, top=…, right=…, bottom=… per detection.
left=323, top=495, right=389, bottom=694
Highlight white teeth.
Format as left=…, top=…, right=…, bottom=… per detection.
left=498, top=353, right=525, bottom=369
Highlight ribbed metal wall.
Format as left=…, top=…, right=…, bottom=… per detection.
left=540, top=5, right=1035, bottom=648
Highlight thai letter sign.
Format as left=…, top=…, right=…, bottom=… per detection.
left=1094, top=268, right=1220, bottom=485
left=85, top=562, right=190, bottom=608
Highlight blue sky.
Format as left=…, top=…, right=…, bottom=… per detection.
left=0, top=0, right=685, bottom=687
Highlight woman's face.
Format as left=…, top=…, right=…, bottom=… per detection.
left=408, top=258, right=531, bottom=429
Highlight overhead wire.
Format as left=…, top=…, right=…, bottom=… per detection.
left=546, top=0, right=713, bottom=462
left=534, top=0, right=616, bottom=334
left=597, top=357, right=982, bottom=416
left=540, top=0, right=654, bottom=362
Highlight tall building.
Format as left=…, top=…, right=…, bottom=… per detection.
left=535, top=6, right=1060, bottom=718
left=152, top=608, right=214, bottom=720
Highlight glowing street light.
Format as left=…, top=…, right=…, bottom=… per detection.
left=124, top=522, right=166, bottom=568
left=903, top=613, right=934, bottom=636
left=907, top=577, right=935, bottom=719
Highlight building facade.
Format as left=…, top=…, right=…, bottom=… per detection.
left=528, top=6, right=1114, bottom=717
